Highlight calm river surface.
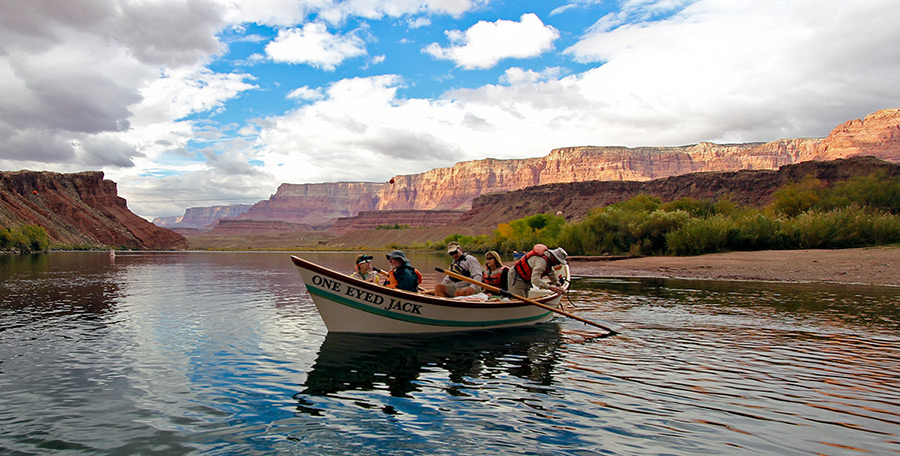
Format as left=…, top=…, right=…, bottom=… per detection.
left=1, top=251, right=898, bottom=455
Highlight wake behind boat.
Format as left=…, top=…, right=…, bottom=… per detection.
left=291, top=255, right=569, bottom=334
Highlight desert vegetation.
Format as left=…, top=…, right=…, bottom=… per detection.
left=433, top=172, right=900, bottom=257
left=0, top=225, right=50, bottom=253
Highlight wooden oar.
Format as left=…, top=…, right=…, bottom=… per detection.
left=436, top=267, right=618, bottom=335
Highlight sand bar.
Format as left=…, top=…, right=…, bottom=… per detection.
left=568, top=246, right=900, bottom=286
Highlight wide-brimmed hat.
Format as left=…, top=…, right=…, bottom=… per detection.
left=547, top=247, right=567, bottom=265
left=447, top=241, right=461, bottom=254
left=355, top=254, right=373, bottom=265
left=386, top=250, right=409, bottom=262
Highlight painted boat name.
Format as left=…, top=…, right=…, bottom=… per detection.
left=311, top=274, right=422, bottom=314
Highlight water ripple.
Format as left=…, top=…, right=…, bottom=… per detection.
left=2, top=254, right=899, bottom=455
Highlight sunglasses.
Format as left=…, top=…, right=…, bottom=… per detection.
left=448, top=250, right=460, bottom=256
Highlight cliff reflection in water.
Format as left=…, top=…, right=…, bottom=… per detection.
left=0, top=252, right=118, bottom=318
left=294, top=325, right=564, bottom=415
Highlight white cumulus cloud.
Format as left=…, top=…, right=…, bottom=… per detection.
left=425, top=13, right=559, bottom=69
left=265, top=23, right=367, bottom=70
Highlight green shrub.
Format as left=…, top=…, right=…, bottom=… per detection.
left=447, top=178, right=900, bottom=258
left=376, top=224, right=410, bottom=230
left=782, top=207, right=900, bottom=249
left=728, top=213, right=786, bottom=251
left=665, top=215, right=734, bottom=255
left=492, top=213, right=565, bottom=252
left=816, top=172, right=900, bottom=214
left=629, top=209, right=692, bottom=255
left=0, top=225, right=49, bottom=252
left=660, top=197, right=717, bottom=218
left=21, top=225, right=50, bottom=251
left=770, top=176, right=826, bottom=217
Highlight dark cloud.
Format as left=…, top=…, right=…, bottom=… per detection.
left=0, top=126, right=75, bottom=162
left=8, top=61, right=140, bottom=134
left=114, top=0, right=225, bottom=66
left=0, top=0, right=112, bottom=54
left=0, top=0, right=230, bottom=170
left=0, top=0, right=224, bottom=66
left=80, top=135, right=140, bottom=168
left=355, top=128, right=459, bottom=161
left=202, top=150, right=264, bottom=176
left=461, top=113, right=494, bottom=132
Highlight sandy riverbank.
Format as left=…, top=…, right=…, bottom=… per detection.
left=567, top=245, right=900, bottom=286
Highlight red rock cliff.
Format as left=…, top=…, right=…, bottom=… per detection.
left=456, top=156, right=900, bottom=228
left=0, top=171, right=187, bottom=249
left=230, top=108, right=900, bottom=227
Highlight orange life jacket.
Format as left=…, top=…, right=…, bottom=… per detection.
left=513, top=250, right=556, bottom=282
left=387, top=267, right=423, bottom=290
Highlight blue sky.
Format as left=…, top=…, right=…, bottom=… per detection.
left=1, top=0, right=899, bottom=220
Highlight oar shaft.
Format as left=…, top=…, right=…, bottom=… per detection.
left=436, top=267, right=617, bottom=335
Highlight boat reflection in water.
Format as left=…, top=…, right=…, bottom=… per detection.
left=294, top=324, right=564, bottom=415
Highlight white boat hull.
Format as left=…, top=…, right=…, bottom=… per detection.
left=291, top=256, right=568, bottom=334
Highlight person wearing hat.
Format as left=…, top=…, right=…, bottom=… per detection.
left=350, top=254, right=379, bottom=284
left=385, top=250, right=422, bottom=292
left=506, top=245, right=567, bottom=298
left=435, top=242, right=483, bottom=297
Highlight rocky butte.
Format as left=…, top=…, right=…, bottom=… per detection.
left=237, top=182, right=382, bottom=226
left=0, top=171, right=187, bottom=250
left=153, top=204, right=252, bottom=229
left=200, top=108, right=899, bottom=230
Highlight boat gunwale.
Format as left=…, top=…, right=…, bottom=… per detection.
left=291, top=255, right=565, bottom=309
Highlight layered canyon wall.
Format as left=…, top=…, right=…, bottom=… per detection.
left=182, top=108, right=900, bottom=229
left=329, top=210, right=466, bottom=233
left=380, top=108, right=898, bottom=212
left=457, top=156, right=900, bottom=228
left=0, top=171, right=187, bottom=249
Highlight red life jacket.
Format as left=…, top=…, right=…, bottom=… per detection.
left=513, top=250, right=556, bottom=282
left=483, top=266, right=509, bottom=288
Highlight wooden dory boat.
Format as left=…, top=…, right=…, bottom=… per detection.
left=291, top=255, right=569, bottom=334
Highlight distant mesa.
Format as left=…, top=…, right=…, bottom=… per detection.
left=164, top=108, right=900, bottom=234
left=205, top=219, right=313, bottom=235
left=153, top=204, right=252, bottom=230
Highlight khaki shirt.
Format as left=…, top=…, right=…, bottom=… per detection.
left=526, top=255, right=559, bottom=290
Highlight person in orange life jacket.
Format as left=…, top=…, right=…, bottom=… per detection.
left=482, top=250, right=509, bottom=291
left=434, top=242, right=483, bottom=297
left=349, top=254, right=379, bottom=284
left=506, top=246, right=567, bottom=298
left=385, top=250, right=422, bottom=292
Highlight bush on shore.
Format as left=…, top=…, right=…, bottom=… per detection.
left=441, top=172, right=900, bottom=257
left=1, top=225, right=50, bottom=253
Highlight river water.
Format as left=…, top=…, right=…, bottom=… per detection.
left=1, top=251, right=898, bottom=455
